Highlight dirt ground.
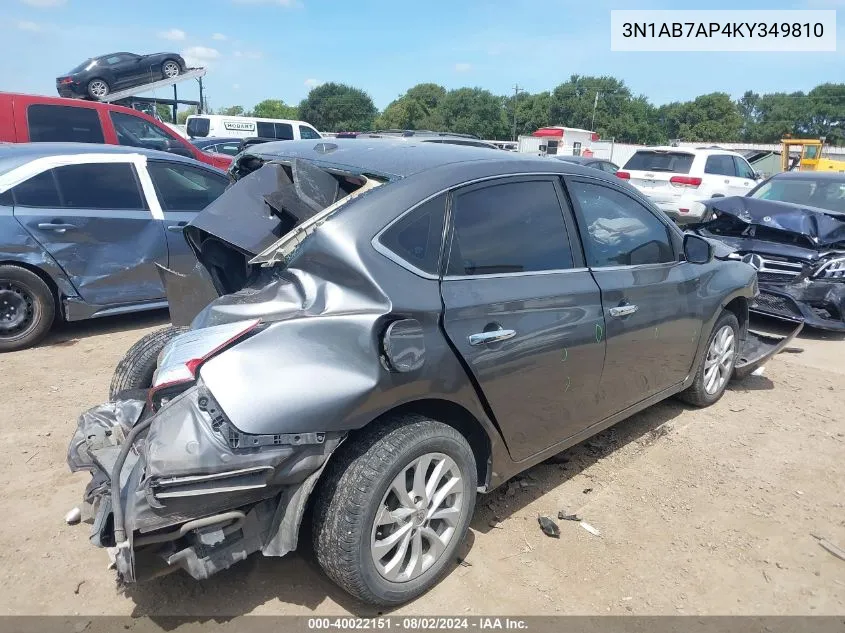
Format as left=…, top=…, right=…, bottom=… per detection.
left=0, top=311, right=843, bottom=617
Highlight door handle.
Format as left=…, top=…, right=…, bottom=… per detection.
left=468, top=328, right=516, bottom=346
left=166, top=224, right=186, bottom=232
left=609, top=304, right=638, bottom=318
left=37, top=222, right=76, bottom=232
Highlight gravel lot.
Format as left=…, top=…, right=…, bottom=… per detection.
left=0, top=311, right=843, bottom=616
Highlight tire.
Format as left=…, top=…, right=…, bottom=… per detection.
left=312, top=415, right=477, bottom=606
left=162, top=60, right=181, bottom=79
left=677, top=311, right=740, bottom=407
left=108, top=325, right=188, bottom=399
left=86, top=78, right=109, bottom=99
left=0, top=265, right=55, bottom=353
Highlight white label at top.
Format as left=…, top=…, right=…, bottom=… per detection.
left=611, top=10, right=837, bottom=52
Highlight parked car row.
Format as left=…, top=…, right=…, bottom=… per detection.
left=64, top=138, right=800, bottom=608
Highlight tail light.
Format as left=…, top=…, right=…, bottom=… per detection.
left=616, top=171, right=630, bottom=179
left=58, top=77, right=74, bottom=85
left=150, top=319, right=261, bottom=409
left=670, top=176, right=702, bottom=188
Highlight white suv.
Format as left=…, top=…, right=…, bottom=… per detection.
left=618, top=147, right=761, bottom=223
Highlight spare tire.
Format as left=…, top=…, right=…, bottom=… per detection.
left=109, top=325, right=189, bottom=400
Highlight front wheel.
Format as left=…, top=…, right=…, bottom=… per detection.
left=162, top=60, right=180, bottom=79
left=312, top=416, right=477, bottom=606
left=678, top=311, right=739, bottom=407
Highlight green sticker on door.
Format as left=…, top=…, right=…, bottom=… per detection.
left=595, top=324, right=603, bottom=343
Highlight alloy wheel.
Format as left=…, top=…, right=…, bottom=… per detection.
left=163, top=62, right=180, bottom=78
left=89, top=80, right=108, bottom=98
left=370, top=452, right=464, bottom=583
left=704, top=324, right=736, bottom=395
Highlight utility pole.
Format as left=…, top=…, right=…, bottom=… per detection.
left=591, top=91, right=601, bottom=131
left=512, top=84, right=523, bottom=142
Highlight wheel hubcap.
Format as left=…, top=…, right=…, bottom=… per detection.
left=163, top=63, right=179, bottom=77
left=0, top=282, right=35, bottom=336
left=703, top=324, right=736, bottom=395
left=371, top=452, right=464, bottom=583
left=90, top=81, right=107, bottom=97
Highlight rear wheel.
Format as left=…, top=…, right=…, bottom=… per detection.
left=678, top=311, right=739, bottom=407
left=312, top=416, right=477, bottom=606
left=0, top=265, right=55, bottom=353
left=162, top=60, right=180, bottom=79
left=109, top=325, right=188, bottom=399
left=86, top=78, right=109, bottom=99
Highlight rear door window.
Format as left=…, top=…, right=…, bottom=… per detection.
left=704, top=155, right=737, bottom=177
left=274, top=123, right=294, bottom=140
left=623, top=151, right=694, bottom=174
left=53, top=163, right=145, bottom=210
left=256, top=122, right=274, bottom=138
left=10, top=170, right=61, bottom=207
left=446, top=179, right=574, bottom=276
left=27, top=104, right=105, bottom=143
left=378, top=194, right=447, bottom=275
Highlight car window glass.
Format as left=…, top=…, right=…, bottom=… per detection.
left=568, top=181, right=675, bottom=268
left=216, top=143, right=242, bottom=156
left=53, top=163, right=145, bottom=210
left=601, top=162, right=619, bottom=173
left=0, top=189, right=12, bottom=206
left=110, top=112, right=173, bottom=151
left=623, top=151, right=694, bottom=174
left=147, top=162, right=227, bottom=211
left=186, top=117, right=210, bottom=138
left=11, top=171, right=61, bottom=207
left=704, top=155, right=737, bottom=177
left=27, top=104, right=105, bottom=144
left=299, top=125, right=321, bottom=140
left=274, top=123, right=294, bottom=140
left=447, top=180, right=573, bottom=276
left=256, top=122, right=274, bottom=138
left=379, top=194, right=447, bottom=275
left=734, top=157, right=755, bottom=179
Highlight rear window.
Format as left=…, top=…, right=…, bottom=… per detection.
left=379, top=195, right=447, bottom=275
left=186, top=117, right=210, bottom=138
left=27, top=104, right=105, bottom=144
left=623, top=151, right=694, bottom=174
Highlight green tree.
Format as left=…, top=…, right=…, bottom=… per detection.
left=217, top=105, right=245, bottom=116
left=176, top=106, right=197, bottom=125
left=154, top=103, right=174, bottom=123
left=251, top=99, right=299, bottom=119
left=807, top=83, right=845, bottom=145
left=298, top=82, right=377, bottom=132
left=374, top=83, right=446, bottom=130
left=433, top=87, right=509, bottom=139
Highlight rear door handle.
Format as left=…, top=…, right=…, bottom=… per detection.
left=37, top=222, right=76, bottom=232
left=468, top=328, right=516, bottom=346
left=166, top=224, right=186, bottom=232
left=609, top=304, right=638, bottom=318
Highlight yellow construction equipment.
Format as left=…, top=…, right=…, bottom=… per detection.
left=780, top=136, right=845, bottom=172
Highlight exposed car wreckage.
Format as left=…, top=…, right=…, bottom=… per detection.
left=692, top=196, right=845, bottom=332
left=66, top=141, right=803, bottom=604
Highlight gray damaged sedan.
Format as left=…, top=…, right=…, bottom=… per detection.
left=67, top=139, right=802, bottom=605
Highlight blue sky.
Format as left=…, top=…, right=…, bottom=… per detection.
left=1, top=0, right=842, bottom=113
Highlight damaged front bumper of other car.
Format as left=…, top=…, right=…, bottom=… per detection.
left=67, top=383, right=342, bottom=584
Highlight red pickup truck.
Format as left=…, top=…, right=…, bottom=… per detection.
left=0, top=92, right=232, bottom=171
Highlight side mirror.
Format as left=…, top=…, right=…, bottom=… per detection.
left=684, top=233, right=713, bottom=264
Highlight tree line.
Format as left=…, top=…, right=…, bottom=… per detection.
left=172, top=75, right=845, bottom=145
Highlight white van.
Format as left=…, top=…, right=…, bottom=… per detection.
left=185, top=114, right=322, bottom=141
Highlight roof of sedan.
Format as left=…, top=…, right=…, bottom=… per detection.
left=243, top=137, right=595, bottom=179
left=0, top=142, right=204, bottom=175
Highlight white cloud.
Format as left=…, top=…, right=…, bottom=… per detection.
left=234, top=50, right=263, bottom=59
left=181, top=46, right=220, bottom=67
left=304, top=78, right=323, bottom=88
left=19, top=0, right=65, bottom=7
left=212, top=33, right=227, bottom=40
left=454, top=62, right=472, bottom=72
left=158, top=28, right=186, bottom=41
left=232, top=0, right=300, bottom=5
left=16, top=20, right=42, bottom=32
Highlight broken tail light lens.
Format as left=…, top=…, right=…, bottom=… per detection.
left=150, top=319, right=262, bottom=409
left=669, top=176, right=702, bottom=188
